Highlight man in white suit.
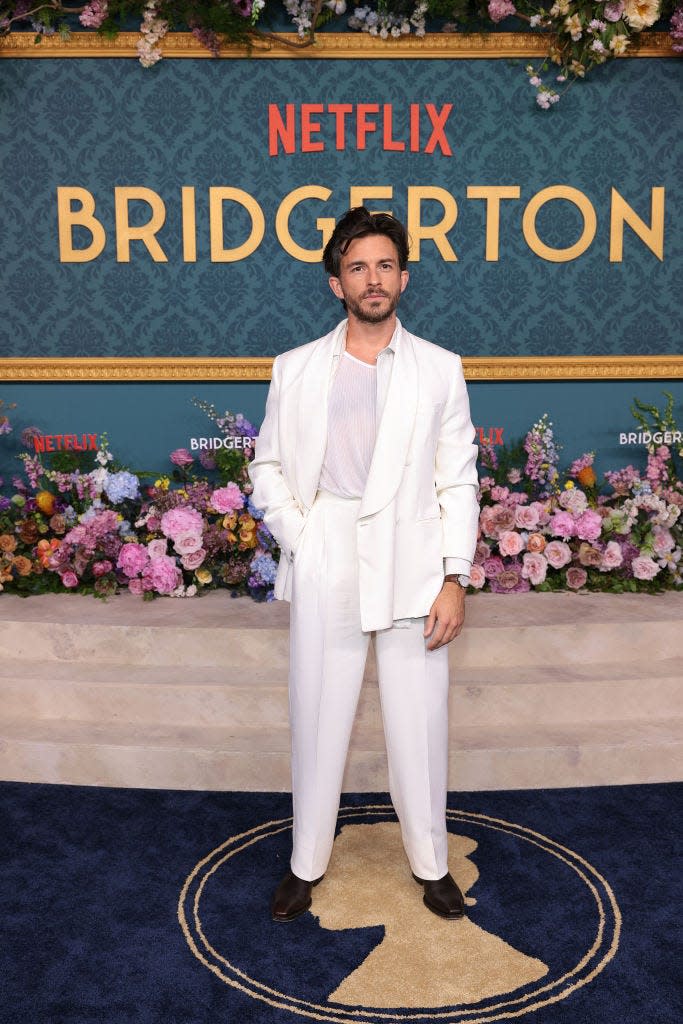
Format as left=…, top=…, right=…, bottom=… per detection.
left=248, top=208, right=479, bottom=923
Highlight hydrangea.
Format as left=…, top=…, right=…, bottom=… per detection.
left=250, top=553, right=279, bottom=586
left=104, top=471, right=140, bottom=504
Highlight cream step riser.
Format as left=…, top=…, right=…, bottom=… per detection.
left=0, top=619, right=680, bottom=669
left=1, top=739, right=680, bottom=792
left=0, top=676, right=680, bottom=729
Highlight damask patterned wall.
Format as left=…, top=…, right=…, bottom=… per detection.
left=0, top=55, right=680, bottom=360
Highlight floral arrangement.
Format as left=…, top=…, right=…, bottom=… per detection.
left=471, top=399, right=682, bottom=593
left=0, top=400, right=279, bottom=600
left=1, top=394, right=681, bottom=600
left=0, top=1, right=679, bottom=108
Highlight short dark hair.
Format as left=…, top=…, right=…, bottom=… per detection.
left=322, top=207, right=409, bottom=277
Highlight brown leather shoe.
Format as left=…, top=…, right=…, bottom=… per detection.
left=412, top=871, right=466, bottom=919
left=271, top=870, right=324, bottom=922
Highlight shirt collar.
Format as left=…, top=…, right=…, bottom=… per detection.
left=332, top=317, right=402, bottom=360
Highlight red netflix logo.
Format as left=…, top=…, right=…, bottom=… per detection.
left=476, top=427, right=504, bottom=445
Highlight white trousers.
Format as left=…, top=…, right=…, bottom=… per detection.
left=288, top=487, right=450, bottom=882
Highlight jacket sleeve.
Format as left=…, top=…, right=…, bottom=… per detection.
left=247, top=355, right=306, bottom=561
left=434, top=355, right=480, bottom=565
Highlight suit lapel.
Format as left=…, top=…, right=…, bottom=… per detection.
left=359, top=322, right=418, bottom=519
left=294, top=320, right=346, bottom=510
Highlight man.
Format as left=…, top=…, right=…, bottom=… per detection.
left=248, top=207, right=479, bottom=923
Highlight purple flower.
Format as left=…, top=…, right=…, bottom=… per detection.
left=604, top=0, right=625, bottom=20
left=489, top=562, right=531, bottom=593
left=482, top=556, right=505, bottom=579
left=488, top=0, right=516, bottom=22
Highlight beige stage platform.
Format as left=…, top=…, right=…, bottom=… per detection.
left=0, top=591, right=681, bottom=791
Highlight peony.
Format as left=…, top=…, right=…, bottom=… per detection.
left=181, top=548, right=207, bottom=571
left=468, top=564, right=486, bottom=589
left=522, top=552, right=548, bottom=586
left=575, top=510, right=603, bottom=542
left=545, top=540, right=573, bottom=569
left=210, top=484, right=245, bottom=515
left=623, top=0, right=660, bottom=30
left=160, top=506, right=203, bottom=540
left=61, top=570, right=79, bottom=588
left=92, top=560, right=113, bottom=577
left=143, top=554, right=182, bottom=594
left=600, top=541, right=624, bottom=571
left=498, top=530, right=525, bottom=557
left=631, top=556, right=661, bottom=580
left=117, top=542, right=149, bottom=578
left=549, top=511, right=575, bottom=539
left=566, top=567, right=588, bottom=590
left=173, top=531, right=203, bottom=555
left=514, top=504, right=540, bottom=530
left=526, top=532, right=547, bottom=553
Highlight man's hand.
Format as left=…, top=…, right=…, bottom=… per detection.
left=423, top=582, right=466, bottom=651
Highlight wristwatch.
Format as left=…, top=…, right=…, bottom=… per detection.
left=444, top=574, right=470, bottom=588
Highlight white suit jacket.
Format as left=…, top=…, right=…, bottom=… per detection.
left=248, top=319, right=480, bottom=632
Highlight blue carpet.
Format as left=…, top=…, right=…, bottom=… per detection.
left=0, top=782, right=680, bottom=1023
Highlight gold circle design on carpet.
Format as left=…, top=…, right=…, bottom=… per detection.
left=178, top=805, right=621, bottom=1022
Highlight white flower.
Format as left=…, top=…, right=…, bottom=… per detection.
left=623, top=0, right=660, bottom=30
left=530, top=14, right=541, bottom=25
left=609, top=33, right=630, bottom=52
left=529, top=75, right=542, bottom=85
left=564, top=13, right=583, bottom=39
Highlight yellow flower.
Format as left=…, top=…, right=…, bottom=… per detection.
left=196, top=568, right=213, bottom=585
left=223, top=512, right=237, bottom=530
left=564, top=481, right=575, bottom=490
left=154, top=477, right=170, bottom=491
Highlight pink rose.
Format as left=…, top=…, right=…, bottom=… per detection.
left=160, top=506, right=203, bottom=540
left=61, top=571, right=79, bottom=588
left=566, top=567, right=587, bottom=590
left=559, top=488, right=588, bottom=515
left=170, top=448, right=194, bottom=467
left=128, top=578, right=144, bottom=595
left=652, top=528, right=674, bottom=556
left=474, top=541, right=491, bottom=563
left=631, top=556, right=661, bottom=581
left=599, top=541, right=623, bottom=571
left=532, top=501, right=552, bottom=526
left=92, top=560, right=113, bottom=577
left=181, top=548, right=206, bottom=570
left=210, top=484, right=245, bottom=515
left=482, top=556, right=505, bottom=579
left=514, top=504, right=540, bottom=530
left=545, top=540, right=572, bottom=569
left=117, top=542, right=149, bottom=578
left=578, top=543, right=602, bottom=568
left=549, top=511, right=575, bottom=539
left=521, top=552, right=547, bottom=586
left=498, top=530, right=524, bottom=557
left=147, top=539, right=167, bottom=559
left=468, top=564, right=486, bottom=589
left=143, top=554, right=182, bottom=595
left=526, top=532, right=546, bottom=554
left=174, top=531, right=203, bottom=555
left=575, top=510, right=603, bottom=542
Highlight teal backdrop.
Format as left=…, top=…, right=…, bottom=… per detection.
left=0, top=55, right=680, bottom=358
left=0, top=52, right=681, bottom=478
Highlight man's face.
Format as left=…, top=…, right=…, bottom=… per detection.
left=328, top=234, right=409, bottom=324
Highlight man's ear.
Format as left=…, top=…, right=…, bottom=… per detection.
left=400, top=270, right=409, bottom=293
left=328, top=276, right=344, bottom=301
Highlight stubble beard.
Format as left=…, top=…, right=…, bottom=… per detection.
left=343, top=288, right=401, bottom=324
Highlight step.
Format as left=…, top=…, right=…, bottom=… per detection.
left=0, top=658, right=680, bottom=729
left=0, top=716, right=679, bottom=792
left=0, top=592, right=680, bottom=671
